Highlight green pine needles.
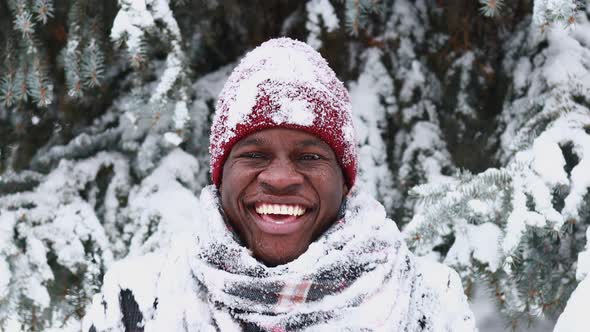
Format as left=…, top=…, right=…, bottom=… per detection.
left=2, top=0, right=54, bottom=108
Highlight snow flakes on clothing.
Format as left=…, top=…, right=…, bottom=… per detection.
left=83, top=186, right=476, bottom=331
left=209, top=37, right=357, bottom=187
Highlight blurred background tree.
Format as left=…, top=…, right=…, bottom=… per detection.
left=0, top=0, right=589, bottom=331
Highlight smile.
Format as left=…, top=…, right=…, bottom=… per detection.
left=251, top=203, right=310, bottom=235
left=255, top=203, right=306, bottom=216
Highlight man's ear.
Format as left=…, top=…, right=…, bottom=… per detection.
left=342, top=183, right=349, bottom=197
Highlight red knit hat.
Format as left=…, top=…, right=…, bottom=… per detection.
left=209, top=38, right=357, bottom=188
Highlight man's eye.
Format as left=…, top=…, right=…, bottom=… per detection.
left=300, top=154, right=321, bottom=161
left=240, top=152, right=265, bottom=159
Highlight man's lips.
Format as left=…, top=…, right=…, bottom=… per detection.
left=249, top=202, right=311, bottom=235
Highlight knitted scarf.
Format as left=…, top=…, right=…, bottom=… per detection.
left=189, top=186, right=420, bottom=331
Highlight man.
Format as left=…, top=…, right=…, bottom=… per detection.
left=84, top=38, right=476, bottom=331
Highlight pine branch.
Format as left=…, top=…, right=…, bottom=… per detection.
left=2, top=0, right=54, bottom=108
left=533, top=0, right=580, bottom=27
left=81, top=39, right=105, bottom=88
left=0, top=40, right=18, bottom=107
left=341, top=0, right=381, bottom=35
left=33, top=0, right=54, bottom=24
left=478, top=0, right=504, bottom=17
left=14, top=9, right=36, bottom=37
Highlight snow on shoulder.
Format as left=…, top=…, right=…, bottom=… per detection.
left=83, top=185, right=477, bottom=331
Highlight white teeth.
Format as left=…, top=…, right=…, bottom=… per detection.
left=255, top=204, right=306, bottom=216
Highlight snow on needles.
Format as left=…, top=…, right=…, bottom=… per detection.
left=533, top=0, right=578, bottom=27
left=0, top=153, right=119, bottom=327
left=306, top=0, right=339, bottom=50
left=111, top=0, right=185, bottom=104
left=349, top=48, right=397, bottom=211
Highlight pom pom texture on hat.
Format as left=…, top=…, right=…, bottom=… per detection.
left=209, top=38, right=357, bottom=187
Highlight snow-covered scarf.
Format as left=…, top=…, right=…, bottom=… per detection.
left=83, top=186, right=476, bottom=332
left=190, top=186, right=421, bottom=331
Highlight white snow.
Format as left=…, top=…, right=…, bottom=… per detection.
left=399, top=121, right=452, bottom=184
left=225, top=45, right=319, bottom=130
left=349, top=48, right=397, bottom=209
left=399, top=60, right=425, bottom=103
left=111, top=0, right=155, bottom=54
left=270, top=98, right=315, bottom=126
left=84, top=186, right=476, bottom=331
left=553, top=275, right=590, bottom=332
left=513, top=57, right=532, bottom=93
left=111, top=0, right=185, bottom=103
left=576, top=227, right=590, bottom=282
left=0, top=152, right=123, bottom=327
left=0, top=211, right=17, bottom=300
left=163, top=132, right=182, bottom=146
left=173, top=100, right=189, bottom=129
left=305, top=0, right=339, bottom=50
left=445, top=222, right=502, bottom=272
left=123, top=148, right=201, bottom=255
left=533, top=0, right=578, bottom=26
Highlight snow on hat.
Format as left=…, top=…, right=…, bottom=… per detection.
left=209, top=37, right=357, bottom=188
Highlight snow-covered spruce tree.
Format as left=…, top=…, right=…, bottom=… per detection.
left=380, top=0, right=457, bottom=228
left=0, top=1, right=305, bottom=330
left=404, top=0, right=590, bottom=328
left=0, top=0, right=212, bottom=330
left=1, top=0, right=590, bottom=331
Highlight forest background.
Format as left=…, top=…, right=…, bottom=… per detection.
left=1, top=0, right=590, bottom=331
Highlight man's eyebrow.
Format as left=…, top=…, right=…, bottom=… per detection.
left=233, top=137, right=265, bottom=149
left=296, top=139, right=330, bottom=150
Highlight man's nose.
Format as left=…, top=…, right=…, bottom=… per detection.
left=258, top=158, right=304, bottom=193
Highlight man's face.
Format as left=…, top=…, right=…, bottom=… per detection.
left=220, top=128, right=348, bottom=266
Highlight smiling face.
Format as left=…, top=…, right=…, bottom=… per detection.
left=219, top=128, right=348, bottom=266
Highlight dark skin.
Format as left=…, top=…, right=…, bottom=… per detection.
left=219, top=128, right=348, bottom=266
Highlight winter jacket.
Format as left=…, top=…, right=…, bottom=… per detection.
left=83, top=186, right=477, bottom=332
